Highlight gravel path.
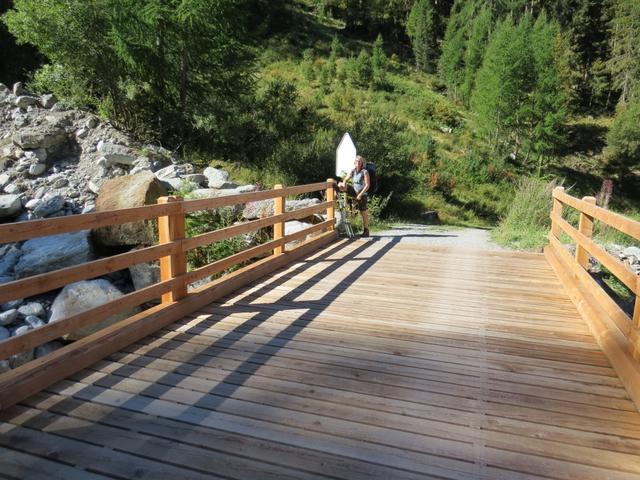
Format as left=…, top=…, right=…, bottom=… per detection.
left=369, top=224, right=506, bottom=251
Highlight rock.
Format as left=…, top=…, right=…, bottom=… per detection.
left=24, top=148, right=47, bottom=162
left=3, top=183, right=21, bottom=194
left=24, top=315, right=45, bottom=328
left=75, top=127, right=88, bottom=139
left=0, top=173, right=11, bottom=189
left=10, top=349, right=34, bottom=369
left=0, top=309, right=18, bottom=326
left=242, top=198, right=320, bottom=220
left=28, top=163, right=46, bottom=176
left=88, top=180, right=102, bottom=194
left=12, top=82, right=24, bottom=96
left=18, top=302, right=45, bottom=318
left=13, top=124, right=67, bottom=149
left=0, top=194, right=22, bottom=219
left=203, top=167, right=230, bottom=188
left=236, top=184, right=258, bottom=194
left=9, top=324, right=30, bottom=336
left=93, top=171, right=168, bottom=248
left=0, top=245, right=21, bottom=277
left=284, top=220, right=313, bottom=248
left=623, top=247, right=640, bottom=259
left=81, top=202, right=95, bottom=214
left=35, top=341, right=64, bottom=358
left=420, top=211, right=439, bottom=223
left=0, top=360, right=9, bottom=373
left=24, top=198, right=41, bottom=210
left=49, top=279, right=140, bottom=340
left=14, top=95, right=39, bottom=108
left=14, top=230, right=92, bottom=279
left=86, top=117, right=99, bottom=129
left=97, top=142, right=136, bottom=166
left=129, top=261, right=160, bottom=290
left=32, top=194, right=65, bottom=218
left=242, top=199, right=274, bottom=219
left=155, top=164, right=193, bottom=180
left=182, top=174, right=206, bottom=186
left=1, top=299, right=22, bottom=311
left=40, top=93, right=57, bottom=109
left=0, top=326, right=9, bottom=340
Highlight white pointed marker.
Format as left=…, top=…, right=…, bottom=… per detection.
left=336, top=132, right=357, bottom=178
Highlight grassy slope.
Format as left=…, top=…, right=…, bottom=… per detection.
left=209, top=3, right=639, bottom=243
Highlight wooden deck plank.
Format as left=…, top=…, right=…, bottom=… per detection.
left=2, top=238, right=640, bottom=480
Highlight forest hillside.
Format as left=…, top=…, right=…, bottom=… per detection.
left=1, top=0, right=639, bottom=249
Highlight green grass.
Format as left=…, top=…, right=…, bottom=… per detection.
left=190, top=4, right=639, bottom=249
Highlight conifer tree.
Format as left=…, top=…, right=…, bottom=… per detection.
left=528, top=13, right=568, bottom=167
left=460, top=6, right=492, bottom=105
left=608, top=0, right=640, bottom=104
left=406, top=0, right=438, bottom=73
left=471, top=16, right=533, bottom=153
left=371, top=34, right=387, bottom=88
left=353, top=48, right=372, bottom=87
left=604, top=99, right=640, bottom=192
left=4, top=0, right=254, bottom=143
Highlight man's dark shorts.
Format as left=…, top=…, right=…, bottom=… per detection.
left=345, top=185, right=368, bottom=212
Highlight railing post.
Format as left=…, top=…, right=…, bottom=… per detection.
left=274, top=184, right=285, bottom=255
left=326, top=178, right=335, bottom=231
left=157, top=196, right=187, bottom=304
left=551, top=186, right=565, bottom=238
left=575, top=196, right=596, bottom=269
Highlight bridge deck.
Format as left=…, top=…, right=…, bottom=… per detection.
left=1, top=238, right=639, bottom=480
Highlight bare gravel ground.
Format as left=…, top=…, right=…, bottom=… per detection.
left=368, top=224, right=507, bottom=251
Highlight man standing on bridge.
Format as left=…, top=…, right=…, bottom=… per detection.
left=338, top=155, right=370, bottom=238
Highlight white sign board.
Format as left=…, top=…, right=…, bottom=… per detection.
left=336, top=132, right=357, bottom=178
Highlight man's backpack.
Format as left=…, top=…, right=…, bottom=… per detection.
left=365, top=162, right=378, bottom=194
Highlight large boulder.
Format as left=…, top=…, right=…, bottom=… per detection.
left=203, top=167, right=230, bottom=188
left=49, top=279, right=141, bottom=340
left=129, top=261, right=160, bottom=290
left=97, top=141, right=137, bottom=166
left=0, top=194, right=22, bottom=220
left=14, top=230, right=93, bottom=279
left=93, top=171, right=168, bottom=248
left=12, top=124, right=67, bottom=150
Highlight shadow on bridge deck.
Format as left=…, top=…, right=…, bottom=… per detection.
left=1, top=238, right=639, bottom=480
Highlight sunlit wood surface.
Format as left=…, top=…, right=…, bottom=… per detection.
left=2, top=238, right=639, bottom=480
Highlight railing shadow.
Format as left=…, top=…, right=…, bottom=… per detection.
left=16, top=237, right=399, bottom=442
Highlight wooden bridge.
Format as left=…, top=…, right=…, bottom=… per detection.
left=0, top=182, right=639, bottom=479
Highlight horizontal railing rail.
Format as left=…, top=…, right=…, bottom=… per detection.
left=545, top=186, right=640, bottom=408
left=0, top=179, right=338, bottom=409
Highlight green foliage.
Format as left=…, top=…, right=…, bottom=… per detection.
left=407, top=0, right=438, bottom=73
left=492, top=176, right=557, bottom=250
left=185, top=209, right=250, bottom=273
left=367, top=191, right=393, bottom=223
left=471, top=13, right=568, bottom=165
left=349, top=111, right=415, bottom=205
left=4, top=0, right=254, bottom=143
left=608, top=0, right=640, bottom=104
left=352, top=49, right=372, bottom=87
left=371, top=34, right=387, bottom=88
left=604, top=100, right=640, bottom=193
left=302, top=48, right=315, bottom=81
left=460, top=6, right=492, bottom=104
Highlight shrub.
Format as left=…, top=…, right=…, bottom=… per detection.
left=492, top=176, right=557, bottom=250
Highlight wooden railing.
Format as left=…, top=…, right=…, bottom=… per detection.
left=0, top=179, right=338, bottom=409
left=545, top=186, right=640, bottom=406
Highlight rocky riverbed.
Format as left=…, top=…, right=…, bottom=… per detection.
left=0, top=81, right=322, bottom=373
